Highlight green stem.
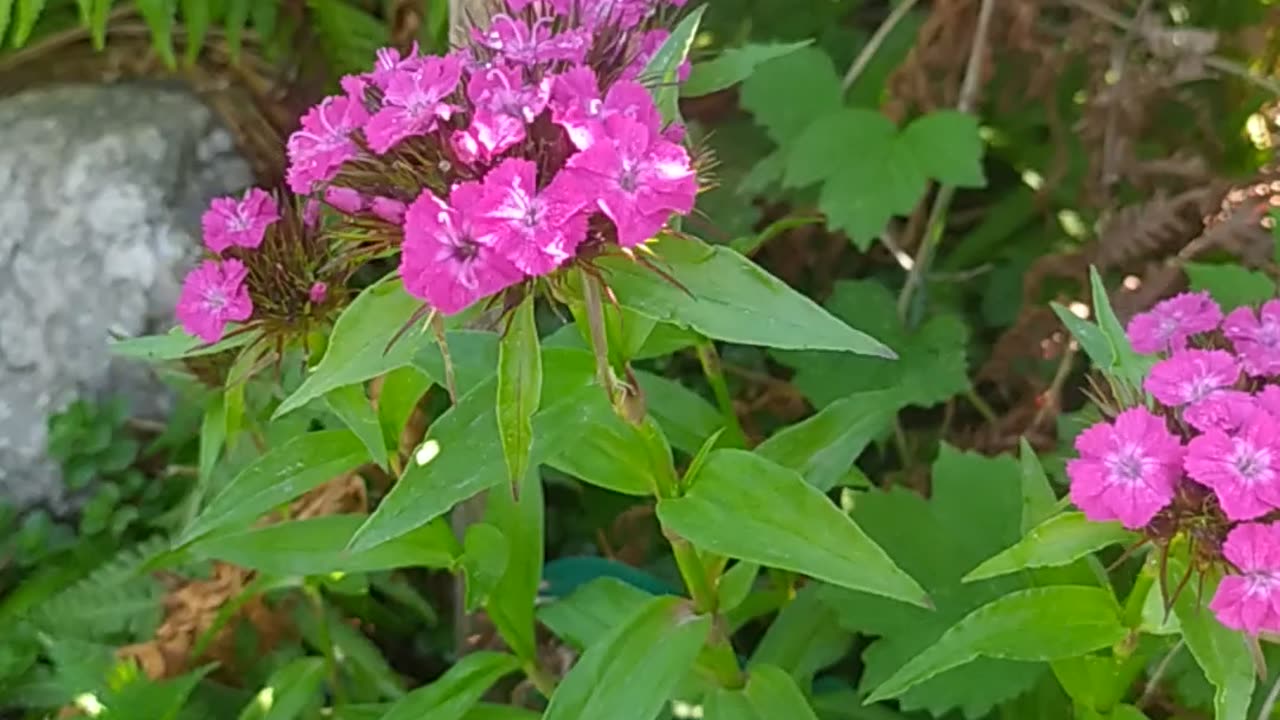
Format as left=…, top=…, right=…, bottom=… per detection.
left=670, top=530, right=717, bottom=614
left=523, top=660, right=559, bottom=699
left=964, top=387, right=1000, bottom=426
left=581, top=269, right=620, bottom=403
left=1123, top=562, right=1156, bottom=629
left=700, top=622, right=746, bottom=690
left=429, top=312, right=458, bottom=404
left=695, top=341, right=747, bottom=448
left=305, top=586, right=347, bottom=706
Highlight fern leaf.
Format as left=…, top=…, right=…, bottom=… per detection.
left=12, top=0, right=47, bottom=47
left=224, top=0, right=249, bottom=63
left=89, top=0, right=112, bottom=51
left=307, top=0, right=389, bottom=77
left=180, top=0, right=209, bottom=65
left=134, top=0, right=176, bottom=68
left=27, top=538, right=169, bottom=642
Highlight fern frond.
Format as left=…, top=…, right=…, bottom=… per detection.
left=308, top=0, right=390, bottom=77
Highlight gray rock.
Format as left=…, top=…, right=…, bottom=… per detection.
left=0, top=82, right=253, bottom=509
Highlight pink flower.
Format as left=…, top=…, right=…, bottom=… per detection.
left=176, top=259, right=253, bottom=343
left=1185, top=390, right=1258, bottom=433
left=201, top=188, right=279, bottom=253
left=1186, top=411, right=1280, bottom=520
left=303, top=198, right=321, bottom=228
left=364, top=54, right=463, bottom=154
left=1225, top=301, right=1280, bottom=377
left=1125, top=291, right=1223, bottom=354
left=1210, top=523, right=1280, bottom=635
left=560, top=115, right=697, bottom=246
left=550, top=69, right=660, bottom=150
left=371, top=197, right=408, bottom=225
left=370, top=43, right=423, bottom=89
left=1144, top=350, right=1240, bottom=407
left=472, top=14, right=588, bottom=65
left=1257, top=386, right=1280, bottom=418
left=581, top=0, right=652, bottom=29
left=457, top=65, right=552, bottom=161
left=476, top=159, right=587, bottom=275
left=324, top=186, right=367, bottom=214
left=402, top=182, right=523, bottom=314
left=1067, top=407, right=1183, bottom=529
left=286, top=95, right=370, bottom=193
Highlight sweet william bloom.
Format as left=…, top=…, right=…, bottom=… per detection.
left=561, top=115, right=697, bottom=246
left=1225, top=300, right=1280, bottom=377
left=364, top=54, right=463, bottom=154
left=1067, top=407, right=1183, bottom=529
left=324, top=186, right=367, bottom=214
left=1186, top=390, right=1257, bottom=433
left=473, top=14, right=588, bottom=66
left=455, top=65, right=552, bottom=162
left=201, top=188, right=279, bottom=253
left=1257, top=386, right=1280, bottom=418
left=371, top=197, right=408, bottom=225
left=550, top=69, right=660, bottom=150
left=286, top=95, right=370, bottom=193
left=370, top=43, right=422, bottom=90
left=1210, top=523, right=1280, bottom=635
left=1144, top=349, right=1240, bottom=407
left=1186, top=411, right=1280, bottom=520
left=402, top=181, right=523, bottom=314
left=1125, top=291, right=1222, bottom=354
left=176, top=259, right=253, bottom=343
left=476, top=159, right=587, bottom=275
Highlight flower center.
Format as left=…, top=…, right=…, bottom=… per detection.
left=1105, top=445, right=1147, bottom=484
left=618, top=165, right=639, bottom=193
left=202, top=288, right=228, bottom=313
left=1232, top=442, right=1273, bottom=484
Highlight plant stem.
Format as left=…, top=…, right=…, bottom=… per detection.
left=580, top=268, right=620, bottom=403
left=964, top=387, right=999, bottom=426
left=429, top=312, right=458, bottom=403
left=700, top=622, right=746, bottom=690
left=305, top=586, right=348, bottom=707
left=695, top=341, right=748, bottom=448
left=523, top=660, right=559, bottom=699
left=669, top=530, right=717, bottom=614
left=841, top=0, right=922, bottom=94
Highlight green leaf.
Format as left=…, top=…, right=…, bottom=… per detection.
left=1173, top=568, right=1255, bottom=720
left=351, top=349, right=607, bottom=551
left=1019, top=438, right=1058, bottom=534
left=716, top=561, right=759, bottom=615
left=189, top=515, right=457, bottom=576
left=0, top=1, right=13, bottom=46
left=497, top=297, right=541, bottom=494
left=1088, top=267, right=1154, bottom=388
left=89, top=0, right=113, bottom=51
left=460, top=524, right=509, bottom=614
left=816, top=126, right=927, bottom=250
left=963, top=513, right=1134, bottom=582
left=180, top=0, right=209, bottom=63
left=12, top=0, right=47, bottom=47
left=238, top=657, right=325, bottom=720
left=634, top=371, right=723, bottom=455
left=109, top=326, right=256, bottom=362
left=483, top=468, right=544, bottom=662
left=600, top=236, right=893, bottom=356
left=538, top=577, right=656, bottom=650
left=756, top=390, right=898, bottom=491
left=276, top=278, right=432, bottom=418
left=775, top=281, right=968, bottom=409
left=1185, top=261, right=1277, bottom=311
left=866, top=586, right=1127, bottom=703
left=103, top=665, right=213, bottom=720
left=1051, top=302, right=1113, bottom=371
left=548, top=410, right=659, bottom=496
left=543, top=596, right=711, bottom=720
left=658, top=449, right=927, bottom=607
left=134, top=0, right=177, bottom=68
left=683, top=40, right=813, bottom=98
left=198, top=392, right=227, bottom=486
left=377, top=652, right=521, bottom=720
left=750, top=585, right=852, bottom=685
left=899, top=111, right=987, bottom=188
left=705, top=664, right=821, bottom=720
left=784, top=109, right=897, bottom=190
left=377, top=365, right=433, bottom=453
left=820, top=445, right=1046, bottom=718
left=640, top=4, right=704, bottom=123
left=224, top=0, right=251, bottom=61
left=740, top=46, right=842, bottom=143
left=182, top=430, right=368, bottom=543
left=326, top=384, right=390, bottom=470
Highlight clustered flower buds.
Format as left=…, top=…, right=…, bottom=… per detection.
left=177, top=0, right=700, bottom=343
left=1067, top=291, right=1280, bottom=634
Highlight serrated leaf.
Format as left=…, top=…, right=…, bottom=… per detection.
left=325, top=383, right=390, bottom=470
left=1185, top=261, right=1277, bottom=311
left=705, top=664, right=821, bottom=720
left=599, top=235, right=893, bottom=356
left=740, top=46, right=843, bottom=143
left=377, top=652, right=521, bottom=720
left=866, top=586, right=1126, bottom=703
left=683, top=40, right=813, bottom=97
left=820, top=138, right=927, bottom=249
left=182, top=430, right=368, bottom=543
left=497, top=296, right=541, bottom=494
left=543, top=596, right=710, bottom=720
left=658, top=449, right=927, bottom=607
left=899, top=111, right=986, bottom=188
left=963, top=513, right=1134, bottom=582
left=641, top=4, right=703, bottom=123
left=783, top=109, right=897, bottom=189
left=756, top=390, right=898, bottom=490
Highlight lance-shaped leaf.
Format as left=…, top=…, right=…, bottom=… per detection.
left=497, top=296, right=541, bottom=495
left=963, top=513, right=1135, bottom=583
left=377, top=652, right=521, bottom=720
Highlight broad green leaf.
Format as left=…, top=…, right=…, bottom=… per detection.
left=351, top=349, right=607, bottom=551
left=682, top=40, right=812, bottom=97
left=1019, top=438, right=1058, bottom=534
left=497, top=297, right=541, bottom=493
left=756, top=390, right=898, bottom=490
left=866, top=586, right=1127, bottom=703
left=740, top=46, right=842, bottom=143
left=538, top=577, right=655, bottom=650
left=12, top=0, right=47, bottom=47
left=182, top=430, right=367, bottom=543
left=600, top=236, right=892, bottom=356
left=377, top=652, right=521, bottom=720
left=413, top=330, right=501, bottom=397
left=326, top=383, right=390, bottom=470
left=751, top=585, right=852, bottom=685
left=543, top=596, right=711, bottom=720
left=1173, top=568, right=1255, bottom=720
left=483, top=468, right=544, bottom=662
left=899, top=111, right=987, bottom=188
left=716, top=562, right=759, bottom=615
left=461, top=525, right=509, bottom=613
left=276, top=278, right=432, bottom=418
left=1186, top=261, right=1277, bottom=311
left=134, top=0, right=177, bottom=68
left=784, top=109, right=896, bottom=190
left=634, top=371, right=723, bottom=455
left=640, top=4, right=704, bottom=123
left=963, top=513, right=1134, bottom=582
left=1108, top=705, right=1151, bottom=720
left=376, top=365, right=432, bottom=453
left=548, top=410, right=658, bottom=496
left=238, top=657, right=325, bottom=720
left=191, top=515, right=457, bottom=576
left=658, top=449, right=927, bottom=607
left=705, top=664, right=821, bottom=720
left=775, top=281, right=968, bottom=409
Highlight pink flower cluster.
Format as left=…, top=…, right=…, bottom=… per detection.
left=283, top=0, right=699, bottom=314
left=1066, top=291, right=1280, bottom=633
